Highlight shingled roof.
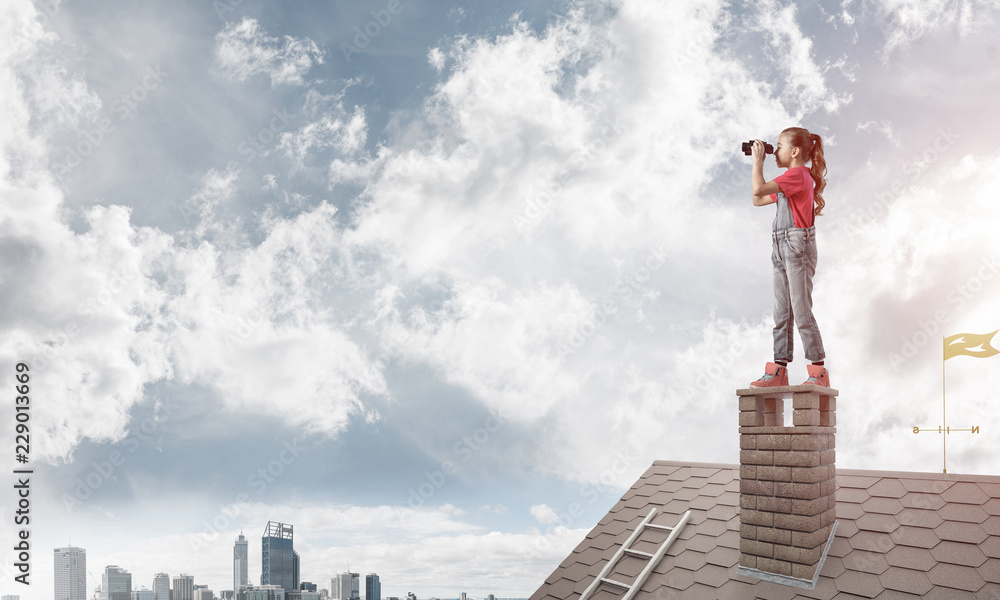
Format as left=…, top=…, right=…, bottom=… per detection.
left=531, top=460, right=1000, bottom=599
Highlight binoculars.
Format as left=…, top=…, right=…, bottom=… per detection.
left=742, top=140, right=774, bottom=155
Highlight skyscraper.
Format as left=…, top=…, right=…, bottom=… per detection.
left=153, top=573, right=170, bottom=600
left=261, top=521, right=295, bottom=593
left=331, top=574, right=351, bottom=600
left=172, top=574, right=194, bottom=600
left=364, top=574, right=380, bottom=600
left=101, top=566, right=131, bottom=600
left=54, top=546, right=86, bottom=600
left=350, top=573, right=359, bottom=600
left=234, top=532, right=249, bottom=593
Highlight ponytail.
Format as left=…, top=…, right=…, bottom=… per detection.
left=780, top=127, right=827, bottom=217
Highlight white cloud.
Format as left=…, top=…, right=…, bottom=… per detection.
left=279, top=106, right=368, bottom=170
left=530, top=503, right=559, bottom=524
left=873, top=0, right=998, bottom=56
left=343, top=0, right=854, bottom=482
left=214, top=17, right=324, bottom=86
left=754, top=0, right=853, bottom=116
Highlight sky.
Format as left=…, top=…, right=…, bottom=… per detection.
left=2, top=0, right=1000, bottom=598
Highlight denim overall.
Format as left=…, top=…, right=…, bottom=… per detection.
left=771, top=190, right=825, bottom=363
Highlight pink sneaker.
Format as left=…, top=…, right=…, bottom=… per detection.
left=802, top=364, right=830, bottom=387
left=751, top=362, right=788, bottom=387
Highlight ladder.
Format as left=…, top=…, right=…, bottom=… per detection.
left=579, top=508, right=692, bottom=600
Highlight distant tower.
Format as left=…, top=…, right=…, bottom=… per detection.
left=152, top=574, right=170, bottom=600
left=172, top=574, right=194, bottom=600
left=349, top=573, right=359, bottom=600
left=364, top=574, right=380, bottom=600
left=261, top=522, right=295, bottom=593
left=234, top=532, right=249, bottom=593
left=331, top=574, right=351, bottom=600
left=101, top=566, right=131, bottom=600
left=54, top=547, right=87, bottom=600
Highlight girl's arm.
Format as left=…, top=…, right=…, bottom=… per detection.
left=751, top=139, right=780, bottom=205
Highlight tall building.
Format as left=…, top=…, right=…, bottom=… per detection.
left=54, top=546, right=87, bottom=600
left=261, top=522, right=296, bottom=592
left=152, top=574, right=170, bottom=600
left=234, top=532, right=249, bottom=593
left=101, top=566, right=131, bottom=600
left=364, top=574, right=379, bottom=600
left=192, top=590, right=213, bottom=600
left=330, top=574, right=350, bottom=600
left=350, top=574, right=359, bottom=600
left=172, top=574, right=194, bottom=600
left=131, top=589, right=155, bottom=600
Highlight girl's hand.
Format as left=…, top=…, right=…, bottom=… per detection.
left=751, top=139, right=765, bottom=165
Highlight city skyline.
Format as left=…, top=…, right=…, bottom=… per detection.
left=41, top=538, right=502, bottom=600
left=3, top=0, right=1000, bottom=598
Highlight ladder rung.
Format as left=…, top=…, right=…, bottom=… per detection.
left=623, top=548, right=654, bottom=558
left=599, top=578, right=630, bottom=589
left=646, top=523, right=674, bottom=531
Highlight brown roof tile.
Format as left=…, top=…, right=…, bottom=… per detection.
left=896, top=507, right=944, bottom=529
left=878, top=566, right=934, bottom=595
left=898, top=491, right=946, bottom=511
left=530, top=462, right=1000, bottom=600
left=834, top=569, right=882, bottom=597
left=981, top=557, right=1000, bottom=584
left=848, top=530, right=895, bottom=553
left=935, top=520, right=989, bottom=544
left=926, top=562, right=986, bottom=591
left=981, top=536, right=1000, bottom=559
left=860, top=497, right=905, bottom=515
left=929, top=540, right=988, bottom=567
left=867, top=479, right=908, bottom=499
left=941, top=482, right=991, bottom=505
left=889, top=525, right=941, bottom=549
left=841, top=549, right=890, bottom=575
left=982, top=516, right=1000, bottom=536
left=885, top=545, right=935, bottom=571
left=855, top=513, right=900, bottom=534
left=938, top=502, right=989, bottom=523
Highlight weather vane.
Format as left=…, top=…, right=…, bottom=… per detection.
left=912, top=330, right=997, bottom=473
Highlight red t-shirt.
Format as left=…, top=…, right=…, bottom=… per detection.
left=769, top=166, right=815, bottom=228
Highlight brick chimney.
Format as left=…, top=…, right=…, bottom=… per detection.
left=737, top=384, right=839, bottom=588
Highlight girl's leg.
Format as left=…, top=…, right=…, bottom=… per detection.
left=784, top=229, right=825, bottom=362
left=772, top=240, right=794, bottom=363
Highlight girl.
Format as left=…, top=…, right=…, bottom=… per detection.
left=749, top=127, right=830, bottom=388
